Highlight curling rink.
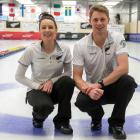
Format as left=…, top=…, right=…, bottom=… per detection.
left=0, top=40, right=140, bottom=140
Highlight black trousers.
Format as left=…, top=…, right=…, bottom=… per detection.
left=75, top=75, right=137, bottom=126
left=26, top=76, right=75, bottom=124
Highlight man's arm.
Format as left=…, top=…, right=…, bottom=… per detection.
left=73, top=65, right=104, bottom=99
left=73, top=65, right=89, bottom=94
left=103, top=53, right=128, bottom=86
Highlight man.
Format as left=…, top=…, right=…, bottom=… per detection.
left=73, top=5, right=137, bottom=139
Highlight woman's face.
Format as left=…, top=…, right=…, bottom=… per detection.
left=39, top=19, right=57, bottom=41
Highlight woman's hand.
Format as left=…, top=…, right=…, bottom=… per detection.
left=39, top=80, right=53, bottom=94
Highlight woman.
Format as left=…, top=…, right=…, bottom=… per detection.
left=15, top=12, right=75, bottom=135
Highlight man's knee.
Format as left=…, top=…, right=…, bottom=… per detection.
left=75, top=93, right=91, bottom=112
left=119, top=75, right=137, bottom=90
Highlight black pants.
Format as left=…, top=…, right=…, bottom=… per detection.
left=26, top=76, right=75, bottom=124
left=75, top=75, right=137, bottom=126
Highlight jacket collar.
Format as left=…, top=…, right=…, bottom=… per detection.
left=87, top=32, right=114, bottom=53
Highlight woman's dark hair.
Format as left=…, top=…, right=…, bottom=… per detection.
left=38, top=12, right=57, bottom=30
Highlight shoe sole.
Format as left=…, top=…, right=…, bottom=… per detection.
left=109, top=127, right=126, bottom=139
left=55, top=126, right=73, bottom=134
left=91, top=127, right=102, bottom=131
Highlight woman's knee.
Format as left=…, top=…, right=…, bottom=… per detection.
left=39, top=103, right=54, bottom=115
left=56, top=76, right=75, bottom=96
left=33, top=104, right=54, bottom=119
left=59, top=76, right=75, bottom=87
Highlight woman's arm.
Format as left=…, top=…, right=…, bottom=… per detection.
left=15, top=63, right=40, bottom=89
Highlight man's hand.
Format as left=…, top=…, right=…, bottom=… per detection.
left=85, top=83, right=101, bottom=95
left=88, top=88, right=104, bottom=100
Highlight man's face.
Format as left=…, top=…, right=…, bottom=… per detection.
left=90, top=11, right=109, bottom=33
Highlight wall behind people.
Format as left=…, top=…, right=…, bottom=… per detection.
left=113, top=1, right=140, bottom=34
left=1, top=1, right=140, bottom=36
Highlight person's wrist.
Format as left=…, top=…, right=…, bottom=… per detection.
left=98, top=80, right=104, bottom=89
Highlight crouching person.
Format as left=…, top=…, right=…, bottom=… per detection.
left=15, top=12, right=75, bottom=134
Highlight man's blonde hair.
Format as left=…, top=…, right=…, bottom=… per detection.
left=89, top=5, right=109, bottom=21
